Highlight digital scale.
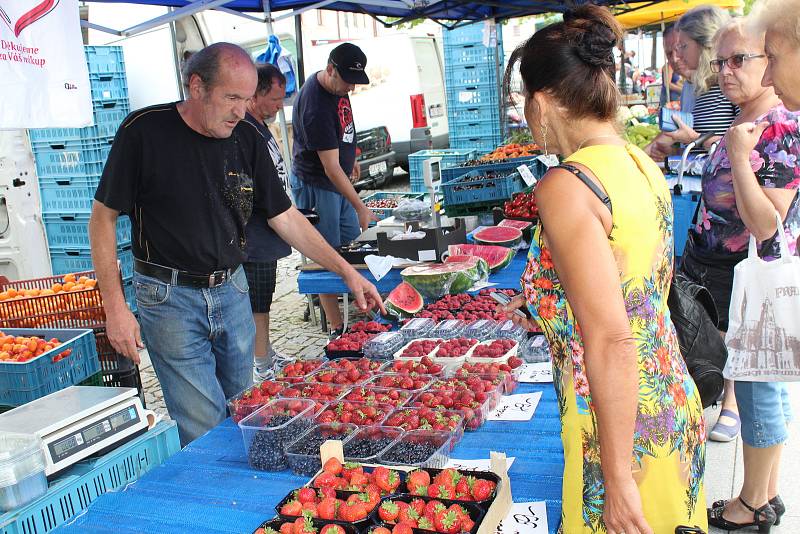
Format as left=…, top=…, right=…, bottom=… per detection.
left=0, top=386, right=148, bottom=477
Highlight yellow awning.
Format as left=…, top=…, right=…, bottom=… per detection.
left=615, top=0, right=744, bottom=29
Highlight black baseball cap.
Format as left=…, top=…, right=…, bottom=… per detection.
left=329, top=43, right=369, bottom=85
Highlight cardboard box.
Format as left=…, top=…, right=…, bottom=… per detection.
left=377, top=219, right=467, bottom=263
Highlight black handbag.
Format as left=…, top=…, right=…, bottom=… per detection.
left=667, top=272, right=728, bottom=408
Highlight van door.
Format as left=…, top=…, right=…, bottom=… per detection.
left=412, top=38, right=449, bottom=149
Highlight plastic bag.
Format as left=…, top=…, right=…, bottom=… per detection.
left=392, top=199, right=431, bottom=223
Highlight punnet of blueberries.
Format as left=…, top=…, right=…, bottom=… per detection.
left=246, top=414, right=313, bottom=471
left=343, top=436, right=396, bottom=460
left=286, top=424, right=356, bottom=476
left=380, top=440, right=439, bottom=466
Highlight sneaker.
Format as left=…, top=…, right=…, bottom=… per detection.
left=253, top=365, right=273, bottom=383
left=709, top=408, right=740, bottom=442
left=328, top=326, right=344, bottom=340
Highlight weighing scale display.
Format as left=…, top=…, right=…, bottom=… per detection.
left=48, top=404, right=142, bottom=463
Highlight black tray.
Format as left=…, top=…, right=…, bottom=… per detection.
left=398, top=467, right=501, bottom=511
left=275, top=489, right=376, bottom=532
left=253, top=516, right=359, bottom=534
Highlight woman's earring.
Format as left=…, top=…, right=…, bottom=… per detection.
left=541, top=123, right=549, bottom=156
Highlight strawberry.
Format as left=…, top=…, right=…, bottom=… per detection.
left=372, top=528, right=391, bottom=534
left=318, top=487, right=337, bottom=500
left=461, top=517, right=475, bottom=532
left=297, top=487, right=318, bottom=504
left=409, top=498, right=426, bottom=516
left=320, top=526, right=345, bottom=534
left=397, top=503, right=420, bottom=526
left=373, top=466, right=400, bottom=493
left=314, top=472, right=339, bottom=489
left=293, top=516, right=316, bottom=534
left=406, top=469, right=431, bottom=494
left=323, top=457, right=343, bottom=475
left=471, top=479, right=494, bottom=501
left=392, top=524, right=414, bottom=534
left=434, top=469, right=462, bottom=489
left=417, top=517, right=435, bottom=531
left=280, top=523, right=294, bottom=534
left=281, top=500, right=303, bottom=516
left=433, top=509, right=462, bottom=534
left=455, top=477, right=471, bottom=499
left=379, top=501, right=400, bottom=522
left=364, top=483, right=382, bottom=506
left=301, top=501, right=318, bottom=518
left=424, top=500, right=446, bottom=520
left=317, top=497, right=338, bottom=520
left=348, top=500, right=370, bottom=521
left=342, top=462, right=364, bottom=481
left=262, top=528, right=280, bottom=534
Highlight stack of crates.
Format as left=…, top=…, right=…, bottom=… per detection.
left=443, top=22, right=504, bottom=154
left=28, top=46, right=135, bottom=312
left=408, top=148, right=477, bottom=193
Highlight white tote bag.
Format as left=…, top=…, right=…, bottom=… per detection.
left=724, top=212, right=800, bottom=381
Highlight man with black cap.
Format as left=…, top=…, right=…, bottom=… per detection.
left=291, top=42, right=376, bottom=337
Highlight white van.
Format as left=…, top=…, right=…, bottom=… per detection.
left=301, top=34, right=450, bottom=169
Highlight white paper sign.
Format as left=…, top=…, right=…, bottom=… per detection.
left=495, top=502, right=549, bottom=534
left=487, top=392, right=542, bottom=421
left=445, top=457, right=515, bottom=471
left=418, top=249, right=437, bottom=262
left=517, top=363, right=553, bottom=383
left=536, top=154, right=560, bottom=169
left=0, top=0, right=92, bottom=128
left=517, top=164, right=537, bottom=187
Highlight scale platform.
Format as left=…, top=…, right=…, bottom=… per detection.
left=0, top=386, right=148, bottom=477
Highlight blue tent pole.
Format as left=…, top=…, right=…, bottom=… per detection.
left=263, top=0, right=294, bottom=172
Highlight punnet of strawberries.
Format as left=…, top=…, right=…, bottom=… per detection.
left=434, top=338, right=478, bottom=359
left=384, top=406, right=464, bottom=433
left=316, top=400, right=392, bottom=426
left=412, top=376, right=502, bottom=430
left=326, top=332, right=376, bottom=354
left=470, top=339, right=517, bottom=359
left=413, top=290, right=515, bottom=322
left=228, top=379, right=289, bottom=423
left=276, top=359, right=328, bottom=383
left=398, top=339, right=442, bottom=359
left=255, top=518, right=349, bottom=534
left=347, top=320, right=392, bottom=334
left=405, top=468, right=497, bottom=502
left=280, top=382, right=351, bottom=402
left=367, top=373, right=435, bottom=392
left=389, top=356, right=444, bottom=376
left=375, top=490, right=484, bottom=534
left=503, top=190, right=538, bottom=220
left=311, top=365, right=376, bottom=386
left=312, top=458, right=402, bottom=496
left=343, top=386, right=412, bottom=408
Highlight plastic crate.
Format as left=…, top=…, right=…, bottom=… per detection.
left=362, top=191, right=424, bottom=220
left=448, top=104, right=502, bottom=123
left=40, top=185, right=96, bottom=215
left=51, top=246, right=133, bottom=279
left=85, top=45, right=126, bottom=76
left=93, top=326, right=136, bottom=375
left=32, top=139, right=112, bottom=181
left=441, top=163, right=538, bottom=207
left=43, top=214, right=131, bottom=249
left=0, top=328, right=99, bottom=406
left=0, top=272, right=105, bottom=329
left=89, top=72, right=129, bottom=104
left=446, top=83, right=501, bottom=108
left=441, top=156, right=539, bottom=185
left=29, top=104, right=129, bottom=147
left=449, top=117, right=501, bottom=140
left=0, top=421, right=178, bottom=534
left=449, top=134, right=504, bottom=152
left=409, top=148, right=476, bottom=193
left=442, top=21, right=503, bottom=46
left=443, top=42, right=503, bottom=66
left=672, top=192, right=700, bottom=257
left=445, top=63, right=498, bottom=87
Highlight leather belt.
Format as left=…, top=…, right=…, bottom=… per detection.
left=134, top=259, right=236, bottom=288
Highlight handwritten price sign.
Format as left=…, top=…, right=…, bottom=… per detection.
left=495, top=502, right=548, bottom=534
left=445, top=457, right=516, bottom=472
left=517, top=362, right=553, bottom=383
left=487, top=392, right=542, bottom=421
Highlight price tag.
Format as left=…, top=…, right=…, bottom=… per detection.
left=517, top=164, right=537, bottom=187
left=487, top=392, right=542, bottom=421
left=536, top=154, right=559, bottom=168
left=445, top=457, right=515, bottom=472
left=517, top=362, right=553, bottom=383
left=495, top=502, right=549, bottom=534
left=418, top=249, right=437, bottom=262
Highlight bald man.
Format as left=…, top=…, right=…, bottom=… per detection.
left=90, top=43, right=384, bottom=445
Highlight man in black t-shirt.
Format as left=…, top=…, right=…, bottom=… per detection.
left=89, top=43, right=384, bottom=446
left=291, top=42, right=377, bottom=337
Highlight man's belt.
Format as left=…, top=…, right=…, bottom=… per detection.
left=134, top=259, right=236, bottom=288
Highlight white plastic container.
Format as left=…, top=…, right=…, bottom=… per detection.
left=393, top=338, right=443, bottom=361
left=466, top=339, right=519, bottom=364
left=0, top=432, right=47, bottom=512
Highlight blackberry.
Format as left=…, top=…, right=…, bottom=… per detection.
left=343, top=437, right=395, bottom=459
left=247, top=414, right=313, bottom=471
left=381, top=441, right=438, bottom=465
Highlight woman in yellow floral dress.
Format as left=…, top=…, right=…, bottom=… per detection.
left=501, top=6, right=707, bottom=534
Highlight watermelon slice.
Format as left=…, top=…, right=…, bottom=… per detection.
left=474, top=226, right=523, bottom=247
left=498, top=219, right=533, bottom=231
left=401, top=257, right=489, bottom=300
left=447, top=244, right=514, bottom=273
left=385, top=282, right=424, bottom=318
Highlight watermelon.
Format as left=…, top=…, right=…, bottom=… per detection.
left=447, top=244, right=514, bottom=273
left=444, top=254, right=490, bottom=279
left=498, top=219, right=532, bottom=231
left=401, top=257, right=489, bottom=300
left=474, top=226, right=523, bottom=247
left=385, top=282, right=424, bottom=318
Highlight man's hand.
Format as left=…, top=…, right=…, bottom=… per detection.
left=343, top=271, right=386, bottom=315
left=357, top=204, right=379, bottom=231
left=643, top=135, right=673, bottom=160
left=351, top=163, right=362, bottom=183
left=106, top=306, right=144, bottom=364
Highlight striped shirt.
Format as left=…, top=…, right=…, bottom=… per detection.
left=692, top=84, right=738, bottom=136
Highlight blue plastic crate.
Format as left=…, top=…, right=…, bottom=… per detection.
left=51, top=246, right=133, bottom=279
left=442, top=21, right=503, bottom=47
left=362, top=191, right=425, bottom=220
left=446, top=83, right=501, bottom=108
left=0, top=421, right=179, bottom=534
left=44, top=214, right=131, bottom=249
left=123, top=277, right=137, bottom=313
left=441, top=156, right=540, bottom=185
left=449, top=134, right=504, bottom=152
left=85, top=45, right=125, bottom=76
left=39, top=184, right=96, bottom=215
left=448, top=104, right=502, bottom=123
left=0, top=328, right=99, bottom=406
left=445, top=63, right=499, bottom=87
left=441, top=161, right=542, bottom=207
left=32, top=139, right=112, bottom=181
left=409, top=149, right=476, bottom=193
left=443, top=42, right=504, bottom=67
left=90, top=73, right=129, bottom=106
left=672, top=192, right=700, bottom=257
left=449, top=117, right=501, bottom=140
left=29, top=104, right=129, bottom=147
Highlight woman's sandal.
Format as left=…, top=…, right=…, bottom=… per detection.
left=711, top=495, right=785, bottom=526
left=708, top=496, right=776, bottom=532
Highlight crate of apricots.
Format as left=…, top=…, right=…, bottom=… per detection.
left=0, top=271, right=105, bottom=329
left=0, top=327, right=100, bottom=406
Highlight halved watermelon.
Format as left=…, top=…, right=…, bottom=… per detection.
left=401, top=257, right=489, bottom=300
left=447, top=244, right=514, bottom=273
left=498, top=219, right=532, bottom=231
left=474, top=226, right=523, bottom=247
left=385, top=281, right=424, bottom=318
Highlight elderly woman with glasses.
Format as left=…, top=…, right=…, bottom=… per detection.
left=677, top=16, right=800, bottom=533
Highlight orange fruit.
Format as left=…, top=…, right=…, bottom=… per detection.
left=40, top=289, right=54, bottom=296
left=52, top=283, right=63, bottom=293
left=63, top=274, right=76, bottom=283
left=85, top=279, right=97, bottom=289
left=0, top=292, right=8, bottom=301
left=7, top=289, right=17, bottom=298
left=70, top=284, right=84, bottom=292
left=62, top=282, right=75, bottom=292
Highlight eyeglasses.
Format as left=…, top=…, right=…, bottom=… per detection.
left=710, top=53, right=766, bottom=73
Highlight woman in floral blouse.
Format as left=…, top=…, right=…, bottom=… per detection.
left=678, top=19, right=800, bottom=532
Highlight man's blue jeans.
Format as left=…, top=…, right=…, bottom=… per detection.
left=134, top=265, right=254, bottom=446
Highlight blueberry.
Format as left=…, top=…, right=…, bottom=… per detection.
left=343, top=437, right=395, bottom=459
left=287, top=428, right=348, bottom=476
left=381, top=441, right=438, bottom=465
left=247, top=415, right=313, bottom=471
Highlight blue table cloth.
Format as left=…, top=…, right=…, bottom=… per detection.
left=298, top=252, right=529, bottom=295
left=53, top=382, right=564, bottom=534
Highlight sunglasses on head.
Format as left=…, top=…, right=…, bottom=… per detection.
left=710, top=53, right=766, bottom=73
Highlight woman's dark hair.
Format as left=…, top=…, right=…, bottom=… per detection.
left=504, top=4, right=623, bottom=121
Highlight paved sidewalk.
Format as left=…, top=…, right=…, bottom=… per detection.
left=139, top=251, right=799, bottom=532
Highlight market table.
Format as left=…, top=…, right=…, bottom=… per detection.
left=52, top=381, right=564, bottom=534
left=297, top=251, right=529, bottom=295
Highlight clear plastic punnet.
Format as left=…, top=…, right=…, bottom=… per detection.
left=399, top=317, right=436, bottom=341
